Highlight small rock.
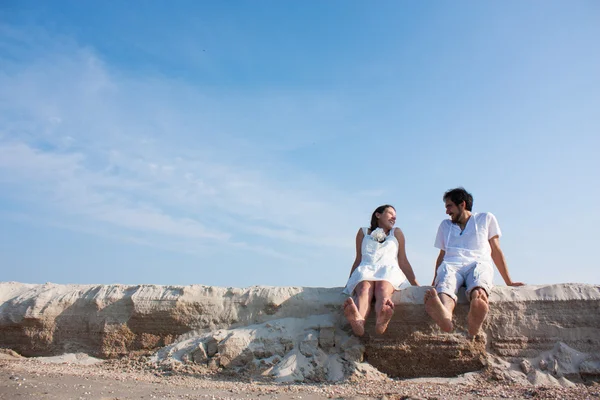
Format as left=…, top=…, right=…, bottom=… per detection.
left=299, top=332, right=319, bottom=357
left=579, top=360, right=600, bottom=376
left=318, top=327, right=335, bottom=352
left=206, top=338, right=218, bottom=357
left=539, top=359, right=548, bottom=371
left=207, top=357, right=220, bottom=370
left=191, top=343, right=208, bottom=363
left=343, top=346, right=363, bottom=363
left=520, top=359, right=533, bottom=374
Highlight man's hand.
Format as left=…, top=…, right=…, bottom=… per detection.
left=507, top=281, right=525, bottom=287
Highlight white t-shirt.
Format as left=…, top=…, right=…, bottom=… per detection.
left=434, top=212, right=501, bottom=264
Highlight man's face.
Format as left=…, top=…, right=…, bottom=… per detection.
left=444, top=199, right=464, bottom=223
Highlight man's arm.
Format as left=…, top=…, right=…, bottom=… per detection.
left=394, top=228, right=419, bottom=286
left=432, top=250, right=445, bottom=286
left=348, top=228, right=364, bottom=278
left=489, top=236, right=524, bottom=286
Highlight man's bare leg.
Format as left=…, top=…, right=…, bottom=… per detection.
left=374, top=281, right=395, bottom=334
left=424, top=288, right=454, bottom=332
left=467, top=288, right=489, bottom=336
left=343, top=281, right=374, bottom=336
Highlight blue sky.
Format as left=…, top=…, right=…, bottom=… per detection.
left=0, top=1, right=598, bottom=288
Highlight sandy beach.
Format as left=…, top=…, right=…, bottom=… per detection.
left=1, top=352, right=598, bottom=400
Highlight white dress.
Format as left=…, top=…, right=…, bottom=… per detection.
left=343, top=227, right=410, bottom=295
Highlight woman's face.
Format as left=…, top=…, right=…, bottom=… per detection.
left=376, top=207, right=396, bottom=230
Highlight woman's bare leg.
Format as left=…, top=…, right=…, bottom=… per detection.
left=343, top=281, right=374, bottom=336
left=354, top=281, right=374, bottom=319
left=374, top=281, right=395, bottom=334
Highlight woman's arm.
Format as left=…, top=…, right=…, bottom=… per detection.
left=348, top=228, right=364, bottom=278
left=394, top=228, right=419, bottom=286
left=432, top=250, right=445, bottom=285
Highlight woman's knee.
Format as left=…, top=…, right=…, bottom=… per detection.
left=374, top=281, right=394, bottom=297
left=354, top=281, right=373, bottom=297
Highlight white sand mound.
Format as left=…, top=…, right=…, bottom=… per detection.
left=33, top=353, right=104, bottom=365
left=149, top=314, right=382, bottom=382
left=496, top=342, right=600, bottom=387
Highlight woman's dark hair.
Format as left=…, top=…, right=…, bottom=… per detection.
left=370, top=204, right=395, bottom=232
left=443, top=187, right=473, bottom=211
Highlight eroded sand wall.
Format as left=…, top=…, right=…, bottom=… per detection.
left=0, top=282, right=599, bottom=380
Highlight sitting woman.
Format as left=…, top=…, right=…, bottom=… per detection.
left=343, top=204, right=419, bottom=336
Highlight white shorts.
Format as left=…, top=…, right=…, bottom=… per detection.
left=434, top=261, right=493, bottom=301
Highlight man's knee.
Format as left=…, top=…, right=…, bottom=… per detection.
left=470, top=287, right=488, bottom=303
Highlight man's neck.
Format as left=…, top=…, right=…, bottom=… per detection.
left=457, top=211, right=472, bottom=230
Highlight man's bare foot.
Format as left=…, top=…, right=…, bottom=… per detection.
left=375, top=298, right=394, bottom=334
left=467, top=295, right=489, bottom=336
left=343, top=297, right=365, bottom=336
left=424, top=288, right=453, bottom=332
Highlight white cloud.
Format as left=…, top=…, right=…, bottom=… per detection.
left=0, top=28, right=362, bottom=267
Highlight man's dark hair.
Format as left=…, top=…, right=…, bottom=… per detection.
left=443, top=187, right=473, bottom=211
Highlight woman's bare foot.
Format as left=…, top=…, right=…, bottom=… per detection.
left=375, top=298, right=394, bottom=334
left=343, top=297, right=365, bottom=336
left=424, top=288, right=454, bottom=332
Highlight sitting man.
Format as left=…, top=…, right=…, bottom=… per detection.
left=424, top=187, right=524, bottom=336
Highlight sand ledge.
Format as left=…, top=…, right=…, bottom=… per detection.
left=1, top=282, right=599, bottom=384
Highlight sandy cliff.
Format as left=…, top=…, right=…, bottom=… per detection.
left=0, top=282, right=599, bottom=384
